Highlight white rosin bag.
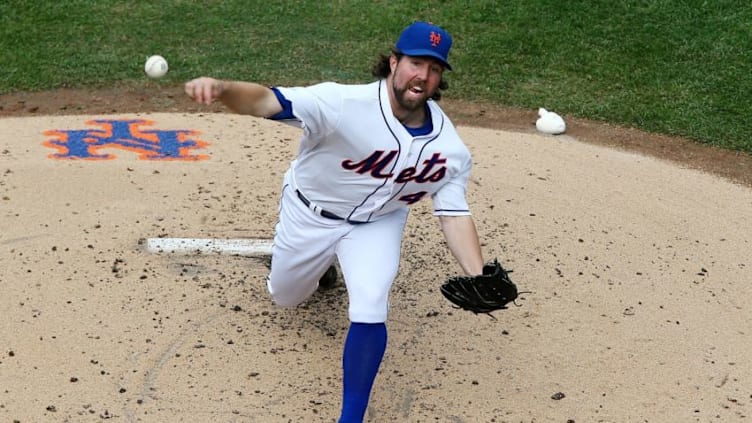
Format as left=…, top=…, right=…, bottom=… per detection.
left=536, top=108, right=566, bottom=135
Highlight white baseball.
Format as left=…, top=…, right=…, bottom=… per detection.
left=144, top=55, right=168, bottom=79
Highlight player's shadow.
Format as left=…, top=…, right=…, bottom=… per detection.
left=248, top=256, right=350, bottom=338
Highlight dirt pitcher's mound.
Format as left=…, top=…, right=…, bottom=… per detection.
left=1, top=113, right=750, bottom=422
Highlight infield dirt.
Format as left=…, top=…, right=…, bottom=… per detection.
left=1, top=85, right=751, bottom=422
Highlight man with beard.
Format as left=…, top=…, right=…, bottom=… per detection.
left=184, top=21, right=484, bottom=423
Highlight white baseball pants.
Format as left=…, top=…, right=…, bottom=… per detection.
left=266, top=179, right=408, bottom=323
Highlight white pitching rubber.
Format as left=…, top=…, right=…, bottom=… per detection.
left=145, top=237, right=273, bottom=256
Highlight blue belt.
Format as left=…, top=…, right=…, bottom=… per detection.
left=296, top=190, right=367, bottom=224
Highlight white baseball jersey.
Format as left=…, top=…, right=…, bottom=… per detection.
left=273, top=79, right=472, bottom=222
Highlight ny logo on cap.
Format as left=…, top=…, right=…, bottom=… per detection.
left=429, top=31, right=442, bottom=47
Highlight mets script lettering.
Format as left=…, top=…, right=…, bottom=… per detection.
left=43, top=119, right=209, bottom=160
left=341, top=151, right=447, bottom=183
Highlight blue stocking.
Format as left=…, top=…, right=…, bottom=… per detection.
left=338, top=322, right=387, bottom=423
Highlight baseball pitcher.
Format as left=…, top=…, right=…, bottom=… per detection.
left=185, top=21, right=510, bottom=423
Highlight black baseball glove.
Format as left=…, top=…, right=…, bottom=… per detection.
left=440, top=259, right=522, bottom=317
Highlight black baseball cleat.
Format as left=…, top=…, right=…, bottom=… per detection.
left=317, top=264, right=338, bottom=290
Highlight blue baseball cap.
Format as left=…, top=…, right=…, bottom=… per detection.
left=395, top=21, right=453, bottom=70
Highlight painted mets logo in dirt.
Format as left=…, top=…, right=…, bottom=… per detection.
left=43, top=119, right=210, bottom=160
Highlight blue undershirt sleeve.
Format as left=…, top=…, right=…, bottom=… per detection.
left=268, top=87, right=294, bottom=120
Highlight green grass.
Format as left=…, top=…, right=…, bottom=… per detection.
left=1, top=0, right=750, bottom=153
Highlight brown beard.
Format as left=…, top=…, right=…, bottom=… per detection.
left=391, top=83, right=426, bottom=112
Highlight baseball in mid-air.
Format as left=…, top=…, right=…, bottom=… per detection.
left=144, top=55, right=168, bottom=79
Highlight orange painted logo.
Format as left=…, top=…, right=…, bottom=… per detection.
left=429, top=31, right=442, bottom=47
left=43, top=119, right=209, bottom=160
